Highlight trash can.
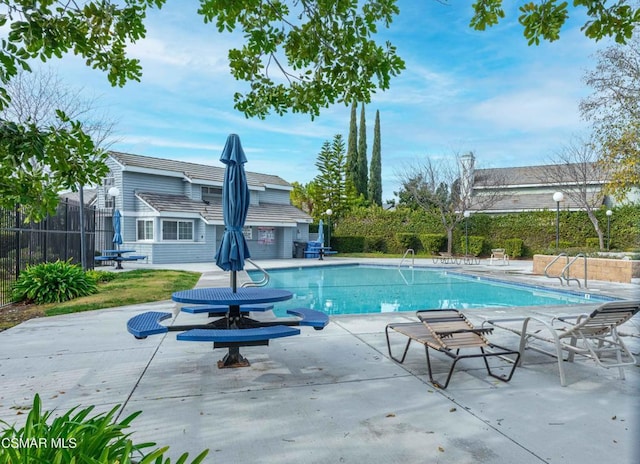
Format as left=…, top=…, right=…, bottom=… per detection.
left=293, top=241, right=306, bottom=258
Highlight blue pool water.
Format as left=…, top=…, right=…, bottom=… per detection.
left=248, top=265, right=612, bottom=316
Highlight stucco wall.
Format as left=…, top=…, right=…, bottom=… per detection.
left=533, top=254, right=640, bottom=283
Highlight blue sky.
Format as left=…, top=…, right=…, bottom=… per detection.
left=39, top=1, right=607, bottom=201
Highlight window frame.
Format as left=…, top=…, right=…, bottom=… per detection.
left=161, top=219, right=194, bottom=241
left=136, top=219, right=154, bottom=241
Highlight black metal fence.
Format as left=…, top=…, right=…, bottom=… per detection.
left=0, top=199, right=112, bottom=307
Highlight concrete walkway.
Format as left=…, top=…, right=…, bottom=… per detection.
left=0, top=258, right=638, bottom=463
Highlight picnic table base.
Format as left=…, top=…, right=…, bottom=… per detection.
left=218, top=348, right=250, bottom=368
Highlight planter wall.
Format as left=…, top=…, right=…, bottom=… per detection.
left=533, top=255, right=640, bottom=284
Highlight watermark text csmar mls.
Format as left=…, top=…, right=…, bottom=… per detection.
left=1, top=437, right=77, bottom=449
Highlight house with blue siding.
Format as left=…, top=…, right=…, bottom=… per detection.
left=96, top=152, right=312, bottom=264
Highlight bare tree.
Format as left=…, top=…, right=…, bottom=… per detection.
left=1, top=68, right=117, bottom=268
left=2, top=69, right=116, bottom=147
left=544, top=137, right=610, bottom=250
left=396, top=153, right=506, bottom=254
left=581, top=36, right=640, bottom=197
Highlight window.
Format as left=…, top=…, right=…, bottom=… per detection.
left=162, top=220, right=193, bottom=241
left=202, top=186, right=222, bottom=196
left=137, top=220, right=154, bottom=241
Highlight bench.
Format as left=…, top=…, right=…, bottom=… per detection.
left=286, top=308, right=329, bottom=330
left=177, top=325, right=300, bottom=347
left=181, top=303, right=274, bottom=314
left=127, top=311, right=172, bottom=339
left=94, top=256, right=112, bottom=262
left=118, top=255, right=147, bottom=262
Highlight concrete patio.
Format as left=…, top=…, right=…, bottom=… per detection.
left=0, top=258, right=638, bottom=463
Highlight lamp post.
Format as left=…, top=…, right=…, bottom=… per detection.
left=606, top=209, right=612, bottom=251
left=553, top=191, right=564, bottom=249
left=108, top=186, right=120, bottom=212
left=325, top=208, right=333, bottom=248
left=108, top=187, right=120, bottom=250
left=463, top=211, right=470, bottom=256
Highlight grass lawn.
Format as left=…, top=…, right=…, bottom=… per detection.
left=0, top=269, right=201, bottom=330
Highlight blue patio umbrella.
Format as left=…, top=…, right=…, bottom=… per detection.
left=317, top=219, right=324, bottom=246
left=112, top=210, right=123, bottom=249
left=215, top=134, right=251, bottom=291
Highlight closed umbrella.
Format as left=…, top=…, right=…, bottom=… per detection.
left=215, top=134, right=251, bottom=292
left=317, top=219, right=324, bottom=246
left=112, top=210, right=123, bottom=250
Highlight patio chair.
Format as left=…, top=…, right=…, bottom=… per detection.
left=483, top=300, right=640, bottom=386
left=489, top=248, right=508, bottom=265
left=385, top=309, right=520, bottom=389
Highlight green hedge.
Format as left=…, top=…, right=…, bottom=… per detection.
left=420, top=234, right=446, bottom=254
left=364, top=236, right=388, bottom=253
left=504, top=238, right=524, bottom=258
left=396, top=233, right=422, bottom=251
left=332, top=236, right=365, bottom=253
left=585, top=237, right=600, bottom=248
left=334, top=204, right=640, bottom=256
left=459, top=235, right=484, bottom=256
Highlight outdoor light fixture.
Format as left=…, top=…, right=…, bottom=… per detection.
left=606, top=209, right=612, bottom=251
left=553, top=192, right=564, bottom=249
left=463, top=211, right=470, bottom=256
left=325, top=209, right=333, bottom=248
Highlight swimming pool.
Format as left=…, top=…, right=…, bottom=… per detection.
left=248, top=265, right=614, bottom=316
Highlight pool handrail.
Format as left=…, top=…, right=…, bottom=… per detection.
left=561, top=253, right=587, bottom=288
left=544, top=253, right=567, bottom=285
left=243, top=259, right=270, bottom=287
left=399, top=248, right=415, bottom=269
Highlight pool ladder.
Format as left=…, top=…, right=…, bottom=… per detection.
left=544, top=253, right=587, bottom=288
left=398, top=249, right=415, bottom=285
left=399, top=249, right=415, bottom=269
left=242, top=258, right=270, bottom=287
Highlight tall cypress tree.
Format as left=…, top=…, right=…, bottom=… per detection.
left=357, top=103, right=368, bottom=198
left=346, top=102, right=358, bottom=193
left=368, top=110, right=382, bottom=206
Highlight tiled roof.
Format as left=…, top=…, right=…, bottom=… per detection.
left=109, top=151, right=291, bottom=189
left=472, top=191, right=604, bottom=212
left=136, top=192, right=312, bottom=225
left=474, top=162, right=606, bottom=187
left=60, top=189, right=98, bottom=205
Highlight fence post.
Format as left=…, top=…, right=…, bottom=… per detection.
left=14, top=205, right=20, bottom=279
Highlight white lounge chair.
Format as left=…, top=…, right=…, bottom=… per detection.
left=484, top=300, right=640, bottom=386
left=489, top=248, right=508, bottom=265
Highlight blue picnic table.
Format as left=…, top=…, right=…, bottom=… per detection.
left=96, top=249, right=146, bottom=269
left=127, top=287, right=329, bottom=368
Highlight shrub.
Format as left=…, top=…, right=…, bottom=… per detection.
left=395, top=233, right=422, bottom=251
left=463, top=236, right=485, bottom=256
left=364, top=236, right=388, bottom=253
left=86, top=269, right=118, bottom=283
left=585, top=237, right=600, bottom=249
left=12, top=260, right=98, bottom=304
left=548, top=240, right=573, bottom=250
left=504, top=238, right=524, bottom=258
left=419, top=234, right=446, bottom=254
left=332, top=236, right=365, bottom=253
left=0, top=394, right=208, bottom=463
